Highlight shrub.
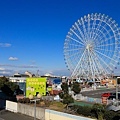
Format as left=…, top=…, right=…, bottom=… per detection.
left=76, top=106, right=94, bottom=117
left=24, top=98, right=30, bottom=103
left=66, top=104, right=120, bottom=119
left=91, top=103, right=105, bottom=120
left=59, top=92, right=64, bottom=99
left=69, top=105, right=79, bottom=112
left=62, top=94, right=74, bottom=107
left=18, top=98, right=30, bottom=103
left=36, top=100, right=40, bottom=104
left=18, top=98, right=23, bottom=103
left=103, top=110, right=116, bottom=120
left=44, top=100, right=51, bottom=107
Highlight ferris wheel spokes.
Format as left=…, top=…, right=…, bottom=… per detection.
left=70, top=28, right=86, bottom=45
left=71, top=49, right=87, bottom=77
left=66, top=35, right=84, bottom=45
left=94, top=49, right=118, bottom=63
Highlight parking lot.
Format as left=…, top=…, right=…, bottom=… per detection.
left=81, top=87, right=120, bottom=98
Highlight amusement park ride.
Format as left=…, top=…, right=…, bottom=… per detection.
left=64, top=13, right=120, bottom=82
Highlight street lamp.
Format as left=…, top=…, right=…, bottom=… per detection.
left=30, top=98, right=40, bottom=120
left=29, top=94, right=42, bottom=120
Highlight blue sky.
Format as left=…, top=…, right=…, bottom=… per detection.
left=0, top=0, right=120, bottom=76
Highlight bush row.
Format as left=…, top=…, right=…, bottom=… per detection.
left=69, top=104, right=120, bottom=120
left=18, top=98, right=51, bottom=107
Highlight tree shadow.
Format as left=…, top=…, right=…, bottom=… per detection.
left=113, top=115, right=120, bottom=120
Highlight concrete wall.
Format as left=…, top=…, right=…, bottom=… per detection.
left=6, top=100, right=95, bottom=120
left=45, top=109, right=95, bottom=120
left=6, top=100, right=18, bottom=113
left=17, top=103, right=45, bottom=120
left=6, top=100, right=45, bottom=119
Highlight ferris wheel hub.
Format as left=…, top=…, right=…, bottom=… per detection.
left=86, top=44, right=93, bottom=51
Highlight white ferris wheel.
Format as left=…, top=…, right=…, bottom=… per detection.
left=64, top=13, right=120, bottom=80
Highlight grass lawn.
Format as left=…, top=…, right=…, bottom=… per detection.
left=72, top=100, right=94, bottom=107
left=48, top=100, right=94, bottom=111
left=48, top=101, right=66, bottom=111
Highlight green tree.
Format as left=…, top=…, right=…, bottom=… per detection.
left=91, top=103, right=105, bottom=120
left=59, top=92, right=64, bottom=99
left=0, top=76, right=9, bottom=89
left=0, top=76, right=19, bottom=96
left=62, top=93, right=74, bottom=107
left=72, top=82, right=81, bottom=94
left=5, top=81, right=18, bottom=92
left=60, top=82, right=74, bottom=108
left=61, top=82, right=69, bottom=94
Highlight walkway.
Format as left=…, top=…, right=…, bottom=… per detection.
left=0, top=110, right=39, bottom=120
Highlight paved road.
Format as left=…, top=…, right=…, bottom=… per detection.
left=0, top=110, right=39, bottom=120
left=81, top=87, right=120, bottom=98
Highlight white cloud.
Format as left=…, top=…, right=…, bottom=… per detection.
left=0, top=67, right=14, bottom=76
left=0, top=43, right=11, bottom=47
left=9, top=57, right=18, bottom=61
left=0, top=71, right=11, bottom=74
left=20, top=65, right=38, bottom=68
left=0, top=68, right=5, bottom=71
left=0, top=64, right=38, bottom=68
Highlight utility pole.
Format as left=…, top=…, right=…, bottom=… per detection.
left=36, top=70, right=40, bottom=77
left=116, top=77, right=120, bottom=106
